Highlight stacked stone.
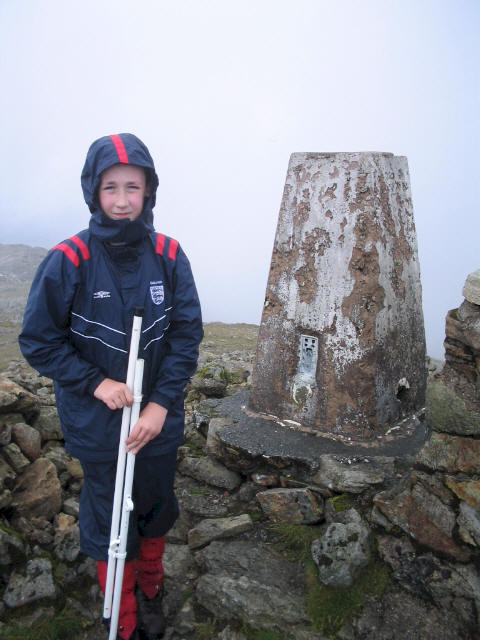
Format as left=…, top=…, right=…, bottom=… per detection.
left=0, top=361, right=92, bottom=632
left=207, top=406, right=480, bottom=637
left=364, top=271, right=480, bottom=636
left=404, top=269, right=480, bottom=552
left=427, top=268, right=480, bottom=433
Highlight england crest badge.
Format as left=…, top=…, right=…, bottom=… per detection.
left=150, top=281, right=164, bottom=305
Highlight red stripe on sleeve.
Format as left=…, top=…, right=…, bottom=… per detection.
left=109, top=134, right=129, bottom=164
left=69, top=236, right=91, bottom=260
left=168, top=238, right=178, bottom=261
left=51, top=243, right=80, bottom=267
left=156, top=233, right=166, bottom=255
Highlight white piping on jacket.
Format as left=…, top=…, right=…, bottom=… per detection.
left=71, top=312, right=126, bottom=335
left=142, top=307, right=172, bottom=334
left=70, top=329, right=128, bottom=353
left=143, top=323, right=170, bottom=351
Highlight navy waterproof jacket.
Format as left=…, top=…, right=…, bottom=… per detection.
left=19, top=134, right=203, bottom=462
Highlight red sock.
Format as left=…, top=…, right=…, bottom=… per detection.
left=135, top=536, right=166, bottom=600
left=97, top=560, right=137, bottom=640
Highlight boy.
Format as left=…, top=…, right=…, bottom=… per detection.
left=19, top=133, right=203, bottom=640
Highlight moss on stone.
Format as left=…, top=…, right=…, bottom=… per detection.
left=0, top=522, right=26, bottom=543
left=197, top=365, right=213, bottom=379
left=330, top=493, right=351, bottom=512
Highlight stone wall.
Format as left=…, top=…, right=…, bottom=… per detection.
left=0, top=282, right=480, bottom=640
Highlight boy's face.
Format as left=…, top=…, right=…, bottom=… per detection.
left=98, top=164, right=149, bottom=222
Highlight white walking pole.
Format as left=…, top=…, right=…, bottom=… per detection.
left=103, top=308, right=144, bottom=639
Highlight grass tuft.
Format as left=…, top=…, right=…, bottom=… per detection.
left=268, top=521, right=390, bottom=637
left=269, top=522, right=324, bottom=563
left=306, top=558, right=390, bottom=637
left=3, top=607, right=83, bottom=640
left=247, top=630, right=289, bottom=640
left=194, top=617, right=220, bottom=638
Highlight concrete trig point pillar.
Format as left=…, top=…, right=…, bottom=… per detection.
left=249, top=152, right=426, bottom=442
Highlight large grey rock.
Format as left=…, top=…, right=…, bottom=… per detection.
left=452, top=299, right=480, bottom=351
left=178, top=456, right=241, bottom=491
left=2, top=442, right=30, bottom=474
left=223, top=361, right=251, bottom=385
left=426, top=379, right=480, bottom=435
left=43, top=444, right=72, bottom=474
left=393, top=553, right=480, bottom=628
left=12, top=422, right=42, bottom=461
left=348, top=589, right=470, bottom=640
left=457, top=502, right=480, bottom=547
left=416, top=431, right=480, bottom=474
left=3, top=557, right=56, bottom=608
left=176, top=482, right=229, bottom=519
left=445, top=306, right=480, bottom=353
left=1, top=413, right=24, bottom=447
left=165, top=511, right=191, bottom=544
left=53, top=522, right=81, bottom=562
left=376, top=534, right=415, bottom=571
left=205, top=417, right=232, bottom=459
left=195, top=539, right=305, bottom=589
left=311, top=510, right=371, bottom=588
left=62, top=497, right=80, bottom=518
left=195, top=540, right=309, bottom=633
left=256, top=487, right=324, bottom=524
left=312, top=455, right=394, bottom=493
left=374, top=476, right=469, bottom=561
left=10, top=457, right=62, bottom=520
left=0, top=421, right=12, bottom=446
left=0, top=376, right=38, bottom=416
left=462, top=269, right=480, bottom=305
left=0, top=456, right=16, bottom=492
left=445, top=476, right=480, bottom=510
left=11, top=515, right=54, bottom=547
left=0, top=527, right=27, bottom=566
left=188, top=514, right=253, bottom=550
left=32, top=406, right=63, bottom=441
left=163, top=543, right=197, bottom=581
left=65, top=457, right=83, bottom=480
left=0, top=488, right=12, bottom=509
left=197, top=573, right=310, bottom=631
left=192, top=364, right=228, bottom=397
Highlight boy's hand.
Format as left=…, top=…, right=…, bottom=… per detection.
left=93, top=378, right=134, bottom=410
left=126, top=402, right=167, bottom=454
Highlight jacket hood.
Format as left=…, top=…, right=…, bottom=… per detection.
left=81, top=133, right=159, bottom=243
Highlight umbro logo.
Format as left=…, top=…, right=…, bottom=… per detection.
left=93, top=291, right=111, bottom=299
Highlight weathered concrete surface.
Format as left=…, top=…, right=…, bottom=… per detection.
left=206, top=390, right=428, bottom=478
left=249, top=152, right=426, bottom=441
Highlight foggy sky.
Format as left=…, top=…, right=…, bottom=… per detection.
left=1, top=0, right=479, bottom=359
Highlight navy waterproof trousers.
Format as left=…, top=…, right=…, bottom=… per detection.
left=79, top=450, right=179, bottom=561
